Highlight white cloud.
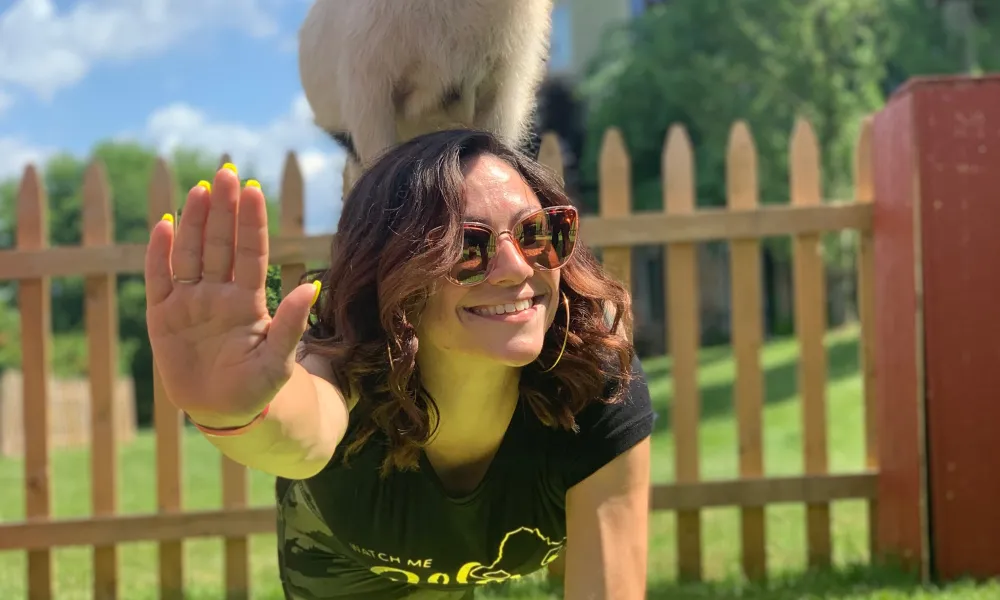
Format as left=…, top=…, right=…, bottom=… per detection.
left=0, top=0, right=281, bottom=100
left=141, top=94, right=346, bottom=234
left=0, top=136, right=54, bottom=181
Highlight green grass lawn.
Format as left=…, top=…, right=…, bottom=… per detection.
left=2, top=325, right=998, bottom=599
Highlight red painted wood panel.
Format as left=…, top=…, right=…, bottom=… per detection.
left=872, top=85, right=928, bottom=577
left=873, top=74, right=1000, bottom=582
left=912, top=75, right=1000, bottom=581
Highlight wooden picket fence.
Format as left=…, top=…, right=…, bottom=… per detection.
left=0, top=118, right=877, bottom=598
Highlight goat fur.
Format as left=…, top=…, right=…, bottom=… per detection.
left=298, top=0, right=554, bottom=178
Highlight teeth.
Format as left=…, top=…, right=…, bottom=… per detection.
left=472, top=297, right=535, bottom=317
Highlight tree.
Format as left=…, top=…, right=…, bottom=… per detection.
left=578, top=0, right=891, bottom=213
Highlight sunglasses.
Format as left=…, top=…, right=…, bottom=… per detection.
left=448, top=205, right=580, bottom=286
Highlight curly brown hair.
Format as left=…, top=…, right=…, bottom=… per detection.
left=300, top=129, right=634, bottom=476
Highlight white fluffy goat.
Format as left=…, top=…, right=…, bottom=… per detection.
left=298, top=0, right=555, bottom=183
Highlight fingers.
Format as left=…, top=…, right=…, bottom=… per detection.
left=233, top=181, right=270, bottom=291
left=268, top=280, right=322, bottom=361
left=163, top=162, right=269, bottom=292
left=202, top=163, right=240, bottom=282
left=145, top=215, right=176, bottom=306
left=172, top=182, right=211, bottom=281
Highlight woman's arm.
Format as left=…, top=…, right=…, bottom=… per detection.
left=184, top=343, right=353, bottom=480
left=562, top=436, right=651, bottom=600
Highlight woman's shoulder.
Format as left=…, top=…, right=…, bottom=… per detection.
left=548, top=352, right=657, bottom=489
left=574, top=353, right=655, bottom=433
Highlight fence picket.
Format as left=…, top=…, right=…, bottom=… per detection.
left=854, top=116, right=879, bottom=559
left=280, top=152, right=306, bottom=297
left=538, top=132, right=565, bottom=183
left=18, top=164, right=54, bottom=599
left=790, top=117, right=832, bottom=569
left=148, top=158, right=185, bottom=598
left=664, top=124, right=703, bottom=581
left=725, top=121, right=768, bottom=580
left=83, top=159, right=120, bottom=599
left=597, top=128, right=632, bottom=340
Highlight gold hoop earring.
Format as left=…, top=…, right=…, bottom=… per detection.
left=539, top=292, right=571, bottom=373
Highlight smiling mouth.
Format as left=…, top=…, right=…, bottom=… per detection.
left=465, top=295, right=546, bottom=317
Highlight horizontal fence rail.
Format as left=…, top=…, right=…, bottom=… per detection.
left=0, top=471, right=878, bottom=552
left=0, top=204, right=872, bottom=281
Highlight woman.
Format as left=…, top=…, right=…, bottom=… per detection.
left=144, top=129, right=654, bottom=599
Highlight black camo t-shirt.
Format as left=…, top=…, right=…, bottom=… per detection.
left=275, top=355, right=655, bottom=599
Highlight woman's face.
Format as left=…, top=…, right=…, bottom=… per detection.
left=416, top=154, right=561, bottom=367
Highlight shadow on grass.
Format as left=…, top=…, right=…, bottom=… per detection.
left=649, top=332, right=860, bottom=436
left=644, top=564, right=923, bottom=599
left=641, top=343, right=733, bottom=384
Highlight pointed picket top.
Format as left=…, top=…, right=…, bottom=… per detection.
left=280, top=150, right=304, bottom=235
left=790, top=116, right=822, bottom=206
left=663, top=124, right=695, bottom=214
left=17, top=163, right=48, bottom=247
left=82, top=159, right=113, bottom=245
left=854, top=116, right=874, bottom=204
left=148, top=157, right=176, bottom=227
left=599, top=127, right=630, bottom=170
left=537, top=131, right=565, bottom=181
left=726, top=120, right=759, bottom=210
left=599, top=127, right=630, bottom=217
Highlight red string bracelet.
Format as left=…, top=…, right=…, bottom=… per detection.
left=186, top=404, right=270, bottom=438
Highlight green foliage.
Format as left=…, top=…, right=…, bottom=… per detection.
left=266, top=265, right=282, bottom=317
left=879, top=0, right=1000, bottom=89
left=0, top=301, right=22, bottom=371
left=0, top=301, right=138, bottom=377
left=578, top=0, right=890, bottom=219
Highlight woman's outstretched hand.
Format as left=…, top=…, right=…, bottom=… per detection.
left=144, top=164, right=321, bottom=427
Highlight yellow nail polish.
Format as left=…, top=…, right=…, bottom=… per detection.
left=222, top=162, right=238, bottom=176
left=161, top=213, right=174, bottom=224
left=197, top=180, right=212, bottom=193
left=310, top=280, right=322, bottom=306
left=246, top=179, right=261, bottom=189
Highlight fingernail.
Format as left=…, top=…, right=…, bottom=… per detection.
left=197, top=180, right=212, bottom=193
left=222, top=162, right=238, bottom=176
left=310, top=280, right=322, bottom=307
left=161, top=213, right=174, bottom=224
left=245, top=179, right=261, bottom=189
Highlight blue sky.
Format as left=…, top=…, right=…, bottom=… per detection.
left=0, top=0, right=347, bottom=233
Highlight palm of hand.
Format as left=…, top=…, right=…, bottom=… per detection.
left=143, top=166, right=319, bottom=421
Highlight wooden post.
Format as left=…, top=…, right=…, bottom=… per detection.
left=872, top=74, right=1000, bottom=582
